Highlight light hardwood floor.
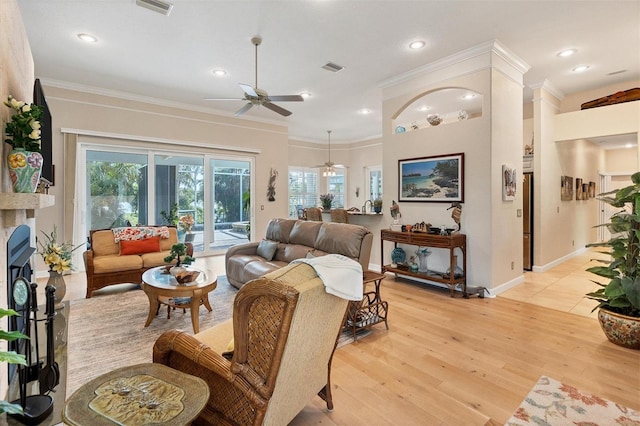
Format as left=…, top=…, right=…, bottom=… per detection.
left=51, top=252, right=639, bottom=426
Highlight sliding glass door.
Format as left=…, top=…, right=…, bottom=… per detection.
left=83, top=144, right=253, bottom=257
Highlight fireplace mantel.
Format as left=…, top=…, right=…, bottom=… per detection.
left=0, top=193, right=55, bottom=226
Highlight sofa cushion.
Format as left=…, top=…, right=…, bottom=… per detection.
left=256, top=239, right=278, bottom=261
left=315, top=223, right=369, bottom=259
left=242, top=259, right=287, bottom=283
left=280, top=244, right=314, bottom=263
left=120, top=236, right=161, bottom=255
left=265, top=219, right=296, bottom=244
left=141, top=251, right=172, bottom=268
left=289, top=221, right=322, bottom=247
left=93, top=254, right=143, bottom=274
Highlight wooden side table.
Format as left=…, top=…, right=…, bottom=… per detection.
left=62, top=363, right=209, bottom=426
left=344, top=271, right=389, bottom=341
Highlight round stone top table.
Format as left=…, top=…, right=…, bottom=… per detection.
left=141, top=265, right=217, bottom=334
left=62, top=363, right=209, bottom=426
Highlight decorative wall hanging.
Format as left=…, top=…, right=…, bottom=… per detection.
left=398, top=153, right=464, bottom=203
left=589, top=181, right=596, bottom=198
left=576, top=178, right=583, bottom=200
left=267, top=168, right=277, bottom=201
left=561, top=176, right=574, bottom=201
left=502, top=164, right=516, bottom=201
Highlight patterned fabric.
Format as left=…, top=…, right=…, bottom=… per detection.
left=506, top=376, right=640, bottom=426
left=112, top=226, right=170, bottom=242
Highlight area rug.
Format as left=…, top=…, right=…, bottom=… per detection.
left=66, top=275, right=365, bottom=397
left=505, top=376, right=640, bottom=426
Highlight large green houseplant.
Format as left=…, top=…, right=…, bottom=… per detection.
left=586, top=171, right=640, bottom=349
left=0, top=308, right=28, bottom=414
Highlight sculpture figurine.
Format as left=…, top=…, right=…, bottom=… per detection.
left=267, top=168, right=278, bottom=201
left=447, top=202, right=462, bottom=232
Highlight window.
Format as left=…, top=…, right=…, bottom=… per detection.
left=367, top=166, right=382, bottom=201
left=288, top=167, right=318, bottom=217
left=328, top=170, right=346, bottom=207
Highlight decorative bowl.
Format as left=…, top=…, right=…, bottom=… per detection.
left=427, top=114, right=442, bottom=126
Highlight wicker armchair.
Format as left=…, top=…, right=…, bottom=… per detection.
left=330, top=208, right=349, bottom=223
left=305, top=207, right=323, bottom=221
left=153, top=263, right=349, bottom=425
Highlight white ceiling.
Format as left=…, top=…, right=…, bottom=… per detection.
left=18, top=0, right=640, bottom=145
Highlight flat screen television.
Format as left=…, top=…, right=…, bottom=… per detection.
left=33, top=78, right=53, bottom=185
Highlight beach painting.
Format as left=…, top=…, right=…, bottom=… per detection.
left=398, top=153, right=464, bottom=202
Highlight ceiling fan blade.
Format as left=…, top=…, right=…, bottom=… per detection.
left=204, top=97, right=244, bottom=101
left=263, top=102, right=292, bottom=117
left=239, top=84, right=258, bottom=98
left=235, top=103, right=254, bottom=116
left=268, top=95, right=304, bottom=102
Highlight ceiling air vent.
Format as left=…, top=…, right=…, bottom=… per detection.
left=321, top=62, right=345, bottom=73
left=135, top=0, right=174, bottom=16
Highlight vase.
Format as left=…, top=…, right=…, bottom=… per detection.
left=415, top=248, right=431, bottom=272
left=7, top=148, right=43, bottom=193
left=184, top=232, right=195, bottom=243
left=444, top=255, right=464, bottom=279
left=597, top=308, right=640, bottom=350
left=46, top=269, right=66, bottom=309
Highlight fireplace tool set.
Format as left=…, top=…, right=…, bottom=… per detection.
left=8, top=282, right=59, bottom=425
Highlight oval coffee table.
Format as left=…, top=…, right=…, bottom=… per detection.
left=141, top=266, right=217, bottom=333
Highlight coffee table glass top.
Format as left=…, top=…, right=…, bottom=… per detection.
left=142, top=266, right=211, bottom=289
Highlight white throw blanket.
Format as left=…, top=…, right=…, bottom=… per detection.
left=292, top=254, right=363, bottom=301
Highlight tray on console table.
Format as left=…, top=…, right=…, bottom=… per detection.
left=380, top=229, right=468, bottom=297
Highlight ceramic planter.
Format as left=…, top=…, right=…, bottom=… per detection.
left=597, top=308, right=640, bottom=349
left=7, top=148, right=42, bottom=193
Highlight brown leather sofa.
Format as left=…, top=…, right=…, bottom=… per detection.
left=225, top=218, right=373, bottom=289
left=83, top=226, right=191, bottom=298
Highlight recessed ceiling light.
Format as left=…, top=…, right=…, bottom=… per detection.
left=418, top=106, right=430, bottom=112
left=359, top=108, right=372, bottom=115
left=462, top=93, right=476, bottom=100
left=300, top=92, right=312, bottom=98
left=557, top=49, right=577, bottom=57
left=212, top=69, right=227, bottom=76
left=572, top=65, right=590, bottom=73
left=409, top=40, right=425, bottom=49
left=77, top=33, right=98, bottom=43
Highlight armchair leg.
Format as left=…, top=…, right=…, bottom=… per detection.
left=318, top=384, right=333, bottom=411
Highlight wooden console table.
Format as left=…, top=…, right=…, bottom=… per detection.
left=380, top=229, right=468, bottom=297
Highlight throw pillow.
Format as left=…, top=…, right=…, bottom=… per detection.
left=120, top=235, right=161, bottom=255
left=256, top=239, right=278, bottom=261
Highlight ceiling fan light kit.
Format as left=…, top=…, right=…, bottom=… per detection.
left=205, top=36, right=303, bottom=117
left=314, top=130, right=347, bottom=176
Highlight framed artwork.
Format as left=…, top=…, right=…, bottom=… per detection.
left=398, top=153, right=464, bottom=202
left=561, top=176, right=574, bottom=201
left=502, top=164, right=516, bottom=201
left=576, top=178, right=583, bottom=200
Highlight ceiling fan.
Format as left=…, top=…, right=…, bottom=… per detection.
left=313, top=130, right=347, bottom=176
left=204, top=36, right=303, bottom=117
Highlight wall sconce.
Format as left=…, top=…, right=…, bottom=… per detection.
left=355, top=187, right=360, bottom=197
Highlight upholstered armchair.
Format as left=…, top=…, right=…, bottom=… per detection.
left=153, top=263, right=350, bottom=425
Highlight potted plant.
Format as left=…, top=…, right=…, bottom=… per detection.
left=320, top=193, right=334, bottom=212
left=179, top=214, right=195, bottom=242
left=586, top=171, right=640, bottom=349
left=0, top=308, right=28, bottom=415
left=373, top=198, right=383, bottom=213
left=160, top=203, right=179, bottom=226
left=164, top=243, right=195, bottom=268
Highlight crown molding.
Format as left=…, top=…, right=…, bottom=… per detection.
left=379, top=39, right=530, bottom=90
left=529, top=79, right=565, bottom=100
left=39, top=78, right=289, bottom=129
